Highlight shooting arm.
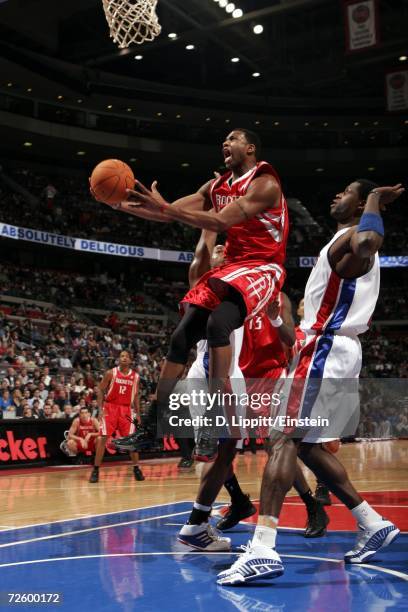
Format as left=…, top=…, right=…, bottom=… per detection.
left=163, top=175, right=281, bottom=231
left=97, top=371, right=112, bottom=411
left=189, top=229, right=218, bottom=288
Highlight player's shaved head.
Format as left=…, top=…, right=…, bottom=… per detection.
left=232, top=128, right=262, bottom=159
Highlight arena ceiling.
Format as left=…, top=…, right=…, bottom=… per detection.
left=0, top=0, right=407, bottom=113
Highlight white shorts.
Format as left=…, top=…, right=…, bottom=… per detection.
left=275, top=332, right=361, bottom=443
left=184, top=326, right=246, bottom=445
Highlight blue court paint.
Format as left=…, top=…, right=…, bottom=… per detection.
left=0, top=502, right=406, bottom=611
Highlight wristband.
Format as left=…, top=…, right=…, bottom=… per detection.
left=271, top=316, right=283, bottom=328
left=357, top=212, right=384, bottom=237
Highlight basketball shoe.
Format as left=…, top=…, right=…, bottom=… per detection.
left=193, top=429, right=218, bottom=462
left=217, top=541, right=284, bottom=585
left=178, top=522, right=231, bottom=551
left=133, top=466, right=145, bottom=481
left=344, top=519, right=400, bottom=563
left=315, top=482, right=332, bottom=506
left=216, top=495, right=257, bottom=531
left=304, top=500, right=330, bottom=538
left=112, top=425, right=154, bottom=452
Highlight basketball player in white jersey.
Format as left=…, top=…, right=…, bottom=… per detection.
left=177, top=230, right=254, bottom=551
left=218, top=179, right=404, bottom=585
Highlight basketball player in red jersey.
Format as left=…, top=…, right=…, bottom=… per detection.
left=114, top=129, right=289, bottom=464
left=62, top=406, right=99, bottom=457
left=89, top=350, right=144, bottom=483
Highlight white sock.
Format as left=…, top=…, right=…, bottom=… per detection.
left=351, top=501, right=382, bottom=528
left=193, top=502, right=211, bottom=512
left=252, top=523, right=278, bottom=549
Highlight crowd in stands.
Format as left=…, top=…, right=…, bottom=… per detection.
left=0, top=266, right=407, bottom=444
left=1, top=166, right=407, bottom=255
left=0, top=168, right=198, bottom=251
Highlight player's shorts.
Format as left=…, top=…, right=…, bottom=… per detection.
left=100, top=402, right=135, bottom=437
left=245, top=367, right=287, bottom=437
left=181, top=260, right=285, bottom=320
left=273, top=332, right=361, bottom=443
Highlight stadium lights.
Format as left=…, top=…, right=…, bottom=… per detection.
left=27, top=88, right=32, bottom=92
left=231, top=57, right=240, bottom=63
left=134, top=55, right=143, bottom=60
left=186, top=44, right=195, bottom=50
left=77, top=151, right=86, bottom=156
left=23, top=142, right=32, bottom=147
left=399, top=55, right=407, bottom=61
left=213, top=0, right=244, bottom=18
left=181, top=162, right=190, bottom=167
left=252, top=72, right=260, bottom=77
left=368, top=166, right=375, bottom=171
left=253, top=24, right=264, bottom=34
left=168, top=32, right=177, bottom=39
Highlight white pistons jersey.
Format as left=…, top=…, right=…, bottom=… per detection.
left=301, top=228, right=380, bottom=337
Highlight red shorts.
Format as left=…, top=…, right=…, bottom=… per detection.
left=101, top=402, right=135, bottom=437
left=245, top=368, right=286, bottom=437
left=181, top=260, right=285, bottom=320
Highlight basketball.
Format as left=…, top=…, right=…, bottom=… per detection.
left=90, top=159, right=135, bottom=205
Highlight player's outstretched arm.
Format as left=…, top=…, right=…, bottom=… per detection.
left=329, top=184, right=404, bottom=278
left=267, top=292, right=296, bottom=347
left=97, top=370, right=112, bottom=413
left=122, top=179, right=213, bottom=224
left=67, top=417, right=81, bottom=442
left=189, top=229, right=218, bottom=289
left=129, top=175, right=280, bottom=231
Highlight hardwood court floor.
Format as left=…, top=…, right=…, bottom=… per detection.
left=0, top=439, right=406, bottom=530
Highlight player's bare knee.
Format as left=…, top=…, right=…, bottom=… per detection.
left=266, top=430, right=294, bottom=454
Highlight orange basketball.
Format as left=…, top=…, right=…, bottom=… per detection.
left=90, top=159, right=135, bottom=205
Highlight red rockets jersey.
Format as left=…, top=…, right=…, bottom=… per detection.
left=209, top=161, right=288, bottom=265
left=77, top=417, right=98, bottom=439
left=105, top=367, right=139, bottom=407
left=239, top=310, right=288, bottom=377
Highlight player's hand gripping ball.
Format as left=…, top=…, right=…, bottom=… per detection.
left=90, top=159, right=135, bottom=206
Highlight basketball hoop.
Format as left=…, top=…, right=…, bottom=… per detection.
left=102, top=0, right=162, bottom=48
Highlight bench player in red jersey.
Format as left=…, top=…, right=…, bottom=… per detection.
left=61, top=406, right=100, bottom=457
left=113, top=129, right=289, bottom=463
left=89, top=350, right=144, bottom=483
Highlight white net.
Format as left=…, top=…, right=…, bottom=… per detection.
left=102, top=0, right=162, bottom=48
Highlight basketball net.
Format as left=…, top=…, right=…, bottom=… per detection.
left=102, top=0, right=161, bottom=48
